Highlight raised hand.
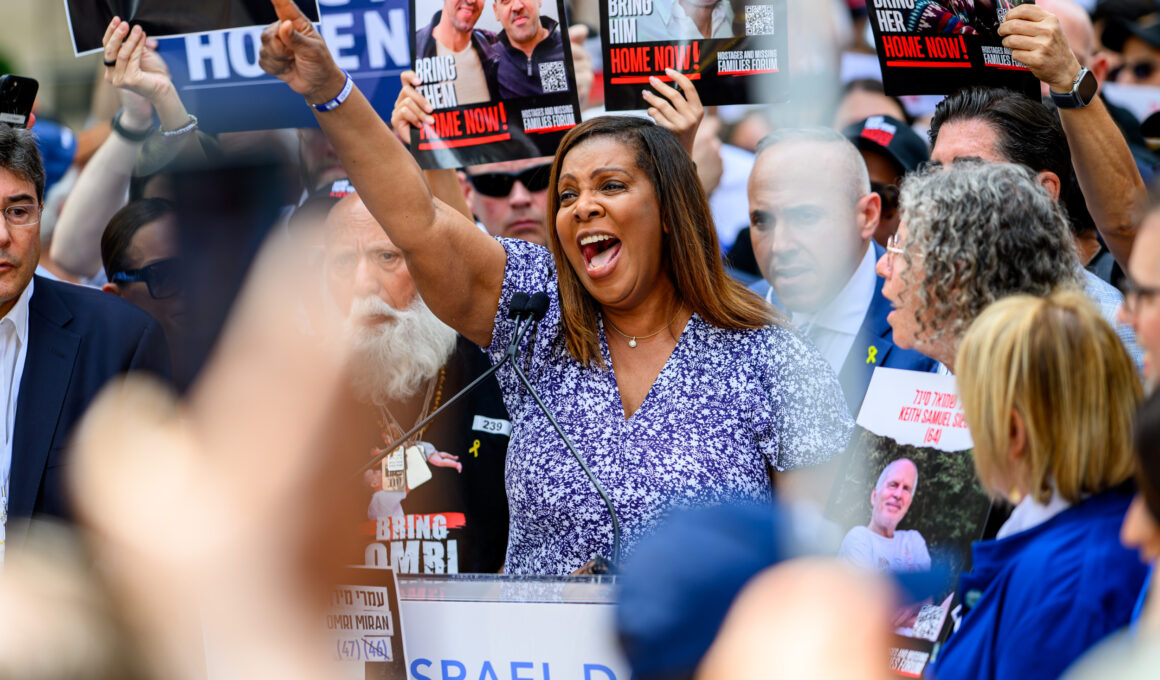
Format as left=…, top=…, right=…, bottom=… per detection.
left=259, top=0, right=346, bottom=105
left=642, top=68, right=704, bottom=155
left=998, top=4, right=1081, bottom=93
left=390, top=71, right=435, bottom=144
left=104, top=19, right=173, bottom=103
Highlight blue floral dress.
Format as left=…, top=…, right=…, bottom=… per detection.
left=487, top=239, right=853, bottom=574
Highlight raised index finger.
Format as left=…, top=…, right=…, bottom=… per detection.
left=271, top=0, right=313, bottom=31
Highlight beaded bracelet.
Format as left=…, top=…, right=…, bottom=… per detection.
left=161, top=114, right=199, bottom=138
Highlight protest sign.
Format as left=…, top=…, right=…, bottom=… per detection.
left=330, top=566, right=408, bottom=680
left=599, top=0, right=787, bottom=111
left=408, top=0, right=583, bottom=168
left=866, top=0, right=1038, bottom=98
left=826, top=368, right=992, bottom=678
left=65, top=0, right=322, bottom=56
left=150, top=0, right=408, bottom=133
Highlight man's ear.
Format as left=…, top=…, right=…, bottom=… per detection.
left=1089, top=51, right=1111, bottom=84
left=857, top=191, right=882, bottom=242
left=1036, top=170, right=1061, bottom=201
left=458, top=170, right=475, bottom=204
left=101, top=282, right=124, bottom=298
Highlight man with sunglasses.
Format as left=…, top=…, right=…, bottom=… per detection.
left=841, top=115, right=929, bottom=249
left=0, top=125, right=169, bottom=556
left=461, top=157, right=552, bottom=245
left=100, top=198, right=183, bottom=362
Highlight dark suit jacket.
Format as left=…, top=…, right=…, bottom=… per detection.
left=9, top=276, right=170, bottom=543
left=751, top=243, right=938, bottom=416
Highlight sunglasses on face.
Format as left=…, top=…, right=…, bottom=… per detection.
left=111, top=258, right=182, bottom=300
left=1113, top=60, right=1160, bottom=81
left=466, top=163, right=552, bottom=197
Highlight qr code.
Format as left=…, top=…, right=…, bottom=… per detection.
left=540, top=61, right=568, bottom=93
left=745, top=5, right=776, bottom=36
left=912, top=604, right=945, bottom=641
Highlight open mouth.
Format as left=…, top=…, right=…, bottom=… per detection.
left=579, top=234, right=622, bottom=275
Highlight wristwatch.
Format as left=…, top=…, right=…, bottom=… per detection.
left=1050, top=67, right=1098, bottom=109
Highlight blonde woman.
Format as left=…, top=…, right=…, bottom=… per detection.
left=933, top=291, right=1147, bottom=680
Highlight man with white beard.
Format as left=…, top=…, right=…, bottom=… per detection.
left=326, top=192, right=511, bottom=574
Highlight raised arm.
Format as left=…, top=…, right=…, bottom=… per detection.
left=259, top=0, right=505, bottom=346
left=1001, top=4, right=1145, bottom=269
left=51, top=19, right=199, bottom=278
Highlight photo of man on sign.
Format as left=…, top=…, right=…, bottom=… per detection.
left=414, top=0, right=501, bottom=108
left=492, top=0, right=569, bottom=98
left=408, top=0, right=580, bottom=168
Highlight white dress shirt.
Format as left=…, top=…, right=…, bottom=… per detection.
left=636, top=0, right=736, bottom=42
left=770, top=245, right=876, bottom=376
left=0, top=277, right=34, bottom=561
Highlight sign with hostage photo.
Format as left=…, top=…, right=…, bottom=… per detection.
left=408, top=0, right=583, bottom=168
left=867, top=0, right=1039, bottom=97
left=64, top=0, right=322, bottom=55
left=599, top=0, right=788, bottom=110
left=826, top=368, right=993, bottom=678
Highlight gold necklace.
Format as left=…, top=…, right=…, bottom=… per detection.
left=605, top=308, right=681, bottom=348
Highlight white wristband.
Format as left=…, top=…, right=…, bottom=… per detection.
left=312, top=72, right=353, bottom=113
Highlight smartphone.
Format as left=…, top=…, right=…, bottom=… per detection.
left=0, top=75, right=38, bottom=128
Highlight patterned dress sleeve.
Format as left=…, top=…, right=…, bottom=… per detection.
left=486, top=237, right=561, bottom=365
left=754, top=325, right=854, bottom=471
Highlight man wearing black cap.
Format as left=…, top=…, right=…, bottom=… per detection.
left=842, top=114, right=929, bottom=249
left=748, top=127, right=937, bottom=416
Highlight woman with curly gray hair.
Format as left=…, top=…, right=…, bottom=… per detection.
left=874, top=159, right=1083, bottom=372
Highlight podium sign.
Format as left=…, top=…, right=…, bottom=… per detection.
left=397, top=575, right=629, bottom=680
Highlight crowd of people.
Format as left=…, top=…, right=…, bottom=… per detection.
left=4, top=0, right=1160, bottom=677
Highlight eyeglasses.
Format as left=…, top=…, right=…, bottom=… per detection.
left=466, top=164, right=552, bottom=197
left=884, top=233, right=906, bottom=273
left=0, top=203, right=40, bottom=228
left=1119, top=276, right=1160, bottom=314
left=110, top=258, right=182, bottom=300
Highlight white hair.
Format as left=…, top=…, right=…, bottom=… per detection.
left=875, top=458, right=918, bottom=494
left=344, top=294, right=459, bottom=405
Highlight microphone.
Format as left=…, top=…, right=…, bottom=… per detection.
left=504, top=292, right=622, bottom=569
left=356, top=292, right=538, bottom=478
left=527, top=291, right=549, bottom=320
left=507, top=292, right=530, bottom=320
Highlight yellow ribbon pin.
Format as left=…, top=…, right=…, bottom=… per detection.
left=866, top=345, right=878, bottom=365
left=469, top=439, right=481, bottom=458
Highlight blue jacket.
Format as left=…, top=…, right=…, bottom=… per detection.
left=9, top=276, right=170, bottom=548
left=750, top=242, right=938, bottom=415
left=493, top=16, right=566, bottom=99
left=932, top=488, right=1148, bottom=680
